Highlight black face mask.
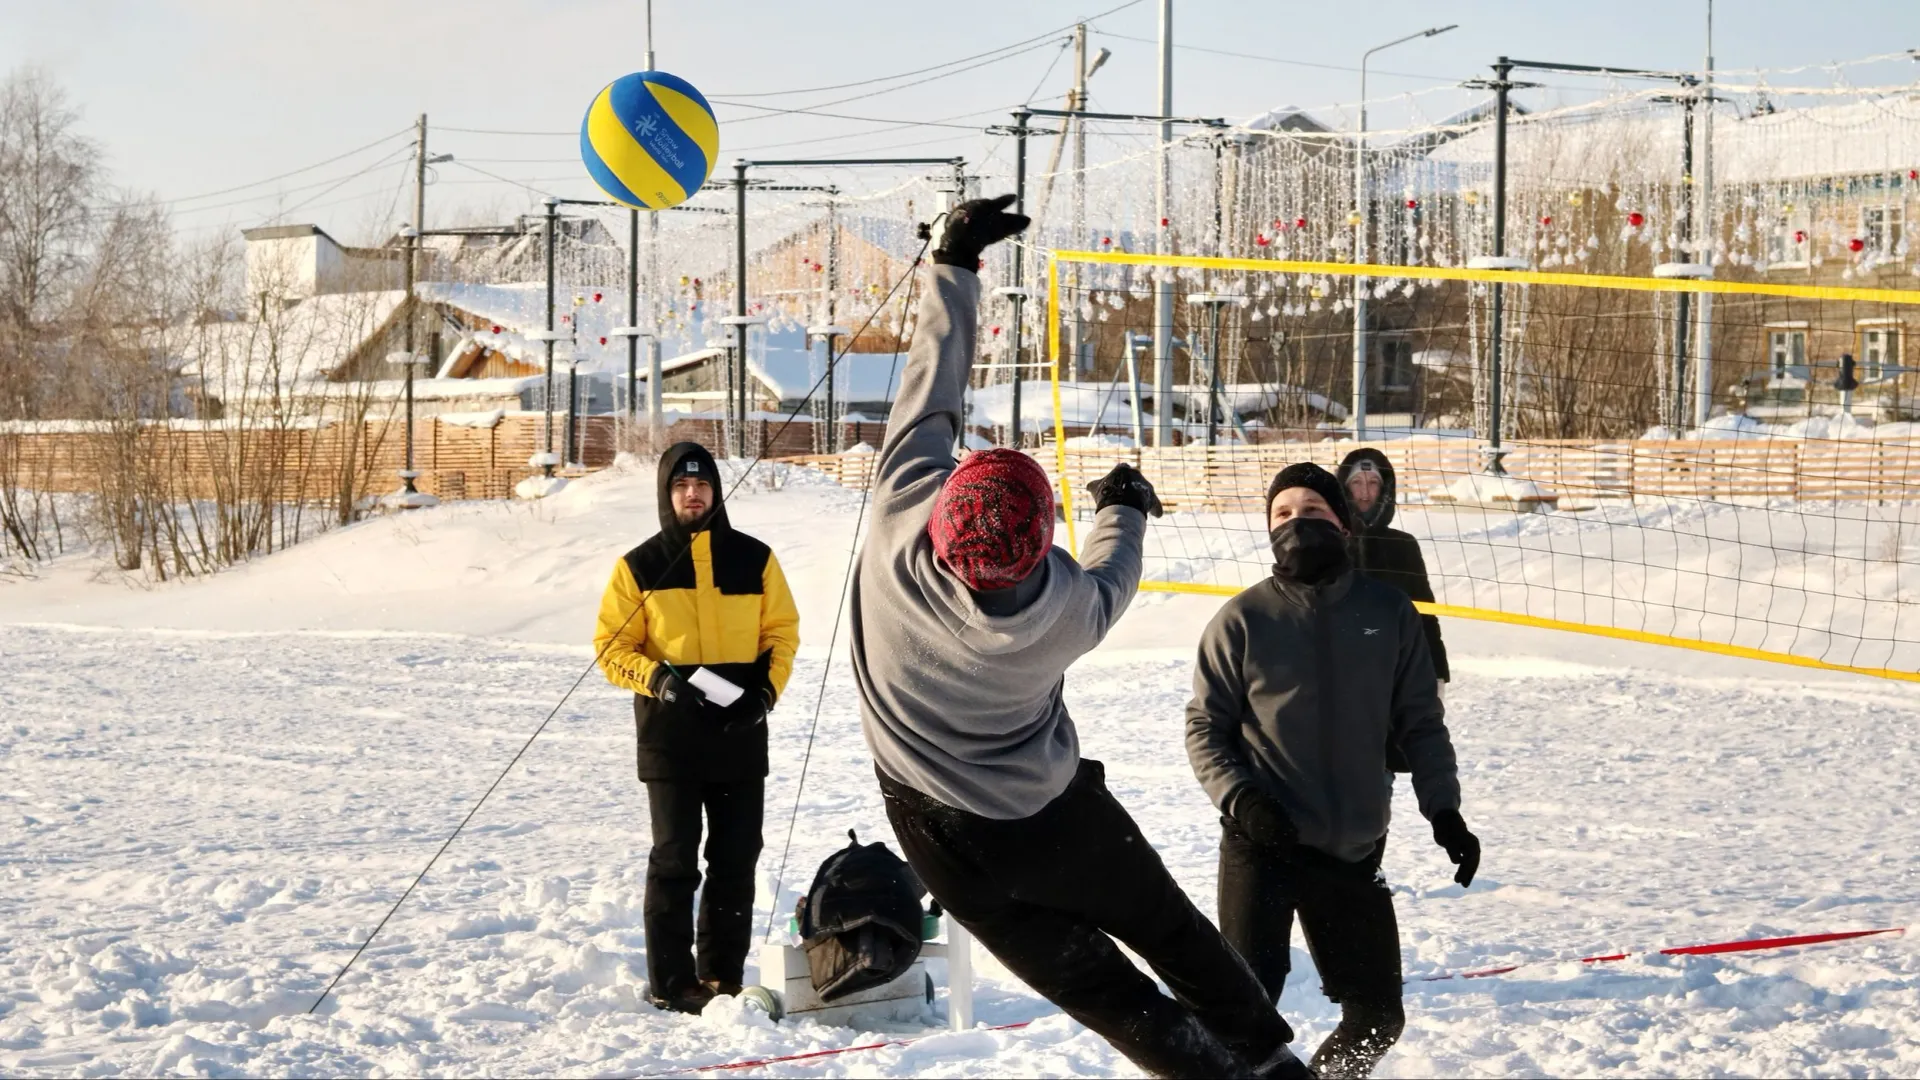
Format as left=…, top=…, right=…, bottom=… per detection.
left=1270, top=517, right=1351, bottom=585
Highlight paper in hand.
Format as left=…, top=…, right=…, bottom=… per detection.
left=688, top=667, right=745, bottom=707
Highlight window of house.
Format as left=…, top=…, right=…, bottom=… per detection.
left=1863, top=205, right=1904, bottom=256
left=1768, top=328, right=1806, bottom=378
left=1372, top=337, right=1414, bottom=392
left=1860, top=324, right=1901, bottom=381
left=1767, top=208, right=1811, bottom=267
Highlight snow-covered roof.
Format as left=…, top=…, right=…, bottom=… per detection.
left=174, top=290, right=405, bottom=402
left=748, top=346, right=909, bottom=404
left=1426, top=95, right=1920, bottom=186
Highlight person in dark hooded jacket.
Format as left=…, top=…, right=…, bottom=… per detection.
left=1186, top=462, right=1481, bottom=1079
left=1335, top=448, right=1449, bottom=686
left=596, top=442, right=801, bottom=1015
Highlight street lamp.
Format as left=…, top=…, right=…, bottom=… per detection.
left=1353, top=23, right=1457, bottom=440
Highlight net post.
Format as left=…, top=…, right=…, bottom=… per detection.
left=1050, top=255, right=1079, bottom=555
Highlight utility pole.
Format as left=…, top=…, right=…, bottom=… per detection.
left=1009, top=108, right=1031, bottom=447
left=1153, top=0, right=1174, bottom=447
left=627, top=210, right=639, bottom=425
left=401, top=113, right=426, bottom=498
left=1675, top=96, right=1696, bottom=430
left=1354, top=25, right=1458, bottom=442
left=542, top=197, right=559, bottom=477
left=733, top=160, right=749, bottom=458
left=1694, top=0, right=1716, bottom=429
left=1490, top=61, right=1510, bottom=472
left=645, top=5, right=664, bottom=445
left=1070, top=25, right=1089, bottom=380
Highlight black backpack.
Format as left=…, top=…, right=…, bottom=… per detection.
left=795, top=831, right=926, bottom=1001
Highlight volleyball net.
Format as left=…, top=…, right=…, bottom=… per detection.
left=1039, top=251, right=1920, bottom=681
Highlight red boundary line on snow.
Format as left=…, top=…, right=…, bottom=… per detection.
left=1422, top=926, right=1906, bottom=982
left=656, top=927, right=1905, bottom=1075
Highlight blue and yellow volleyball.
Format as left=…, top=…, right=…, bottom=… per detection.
left=580, top=71, right=719, bottom=211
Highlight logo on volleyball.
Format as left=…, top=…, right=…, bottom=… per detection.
left=581, top=70, right=718, bottom=211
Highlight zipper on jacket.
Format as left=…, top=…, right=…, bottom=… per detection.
left=1314, top=592, right=1343, bottom=848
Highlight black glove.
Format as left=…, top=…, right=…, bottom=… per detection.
left=1232, top=789, right=1299, bottom=855
left=932, top=194, right=1030, bottom=269
left=647, top=664, right=706, bottom=709
left=721, top=653, right=778, bottom=731
left=1086, top=462, right=1163, bottom=518
left=1431, top=808, right=1481, bottom=887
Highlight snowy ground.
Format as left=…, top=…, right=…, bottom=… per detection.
left=4, top=459, right=1918, bottom=1077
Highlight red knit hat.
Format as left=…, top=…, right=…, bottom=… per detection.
left=928, top=449, right=1056, bottom=590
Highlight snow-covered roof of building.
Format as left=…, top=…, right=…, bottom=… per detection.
left=1425, top=95, right=1920, bottom=186
left=748, top=346, right=909, bottom=404
left=173, top=290, right=406, bottom=402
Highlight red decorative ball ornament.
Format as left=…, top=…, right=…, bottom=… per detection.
left=1294, top=216, right=1308, bottom=229
left=1627, top=212, right=1646, bottom=228
left=990, top=326, right=1002, bottom=336
left=1540, top=215, right=1553, bottom=226
left=1255, top=233, right=1271, bottom=247
left=598, top=336, right=608, bottom=345
left=1101, top=236, right=1113, bottom=246
left=490, top=325, right=502, bottom=334
left=1850, top=237, right=1866, bottom=253
left=592, top=292, right=603, bottom=303
left=1910, top=169, right=1918, bottom=180
left=1159, top=217, right=1170, bottom=227
left=1793, top=230, right=1806, bottom=244
left=1405, top=198, right=1419, bottom=210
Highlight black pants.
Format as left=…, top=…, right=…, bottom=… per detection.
left=644, top=779, right=763, bottom=996
left=881, top=761, right=1292, bottom=1080
left=1219, top=823, right=1404, bottom=1079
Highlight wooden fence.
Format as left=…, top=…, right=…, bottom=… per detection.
left=16, top=415, right=1912, bottom=509
left=781, top=437, right=1920, bottom=509
left=1, top=413, right=860, bottom=505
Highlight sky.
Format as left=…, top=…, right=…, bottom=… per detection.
left=2, top=0, right=1917, bottom=244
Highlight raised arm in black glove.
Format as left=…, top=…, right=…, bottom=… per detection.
left=1431, top=808, right=1481, bottom=887
left=1087, top=462, right=1164, bottom=518
left=720, top=651, right=778, bottom=731
left=932, top=194, right=1031, bottom=270
left=648, top=664, right=706, bottom=709
left=1231, top=788, right=1299, bottom=855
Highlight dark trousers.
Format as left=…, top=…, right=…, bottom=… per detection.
left=881, top=761, right=1292, bottom=1080
left=644, top=779, right=764, bottom=996
left=1219, top=823, right=1405, bottom=1079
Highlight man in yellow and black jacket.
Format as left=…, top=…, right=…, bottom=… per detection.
left=596, top=441, right=800, bottom=1015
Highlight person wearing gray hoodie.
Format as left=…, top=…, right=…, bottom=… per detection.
left=1187, top=462, right=1481, bottom=1079
left=852, top=196, right=1307, bottom=1080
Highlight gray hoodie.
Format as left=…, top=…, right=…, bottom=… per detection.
left=851, top=264, right=1145, bottom=820
left=1186, top=570, right=1460, bottom=862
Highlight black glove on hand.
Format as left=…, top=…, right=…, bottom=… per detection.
left=721, top=653, right=778, bottom=731
left=1232, top=789, right=1299, bottom=855
left=1431, top=808, right=1481, bottom=887
left=932, top=194, right=1031, bottom=269
left=1086, top=462, right=1164, bottom=518
left=648, top=664, right=707, bottom=709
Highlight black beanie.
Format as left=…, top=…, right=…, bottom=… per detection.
left=1266, top=462, right=1353, bottom=532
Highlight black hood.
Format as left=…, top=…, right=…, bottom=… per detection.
left=657, top=441, right=729, bottom=547
left=1336, top=448, right=1397, bottom=534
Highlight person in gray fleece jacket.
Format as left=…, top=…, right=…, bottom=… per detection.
left=853, top=196, right=1307, bottom=1080
left=1187, top=461, right=1481, bottom=1079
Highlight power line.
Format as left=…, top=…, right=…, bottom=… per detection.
left=167, top=146, right=415, bottom=217
left=141, top=126, right=415, bottom=208
left=710, top=44, right=1070, bottom=126
left=1092, top=30, right=1462, bottom=83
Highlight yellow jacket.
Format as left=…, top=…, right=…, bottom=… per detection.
left=596, top=530, right=800, bottom=704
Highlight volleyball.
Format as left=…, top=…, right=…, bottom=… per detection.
left=580, top=71, right=719, bottom=211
